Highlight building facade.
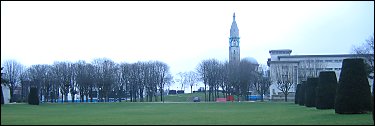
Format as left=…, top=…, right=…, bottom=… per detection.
left=267, top=49, right=374, bottom=101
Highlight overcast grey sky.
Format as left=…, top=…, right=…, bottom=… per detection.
left=1, top=1, right=374, bottom=91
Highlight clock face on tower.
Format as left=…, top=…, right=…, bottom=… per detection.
left=233, top=40, right=237, bottom=46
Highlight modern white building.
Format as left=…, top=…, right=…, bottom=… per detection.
left=267, top=49, right=373, bottom=101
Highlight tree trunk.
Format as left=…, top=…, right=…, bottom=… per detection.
left=85, top=93, right=89, bottom=103
left=204, top=84, right=207, bottom=102
left=139, top=89, right=144, bottom=102
left=80, top=93, right=84, bottom=102
left=64, top=94, right=68, bottom=103
left=191, top=86, right=193, bottom=94
left=284, top=93, right=288, bottom=102
left=9, top=85, right=14, bottom=103
left=72, top=92, right=75, bottom=103
left=89, top=88, right=93, bottom=102
left=118, top=90, right=122, bottom=102
left=1, top=85, right=4, bottom=104
left=160, top=88, right=164, bottom=103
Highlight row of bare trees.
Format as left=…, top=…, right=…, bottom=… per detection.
left=196, top=58, right=271, bottom=102
left=177, top=71, right=199, bottom=93
left=1, top=58, right=172, bottom=103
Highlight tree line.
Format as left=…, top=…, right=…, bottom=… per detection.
left=2, top=57, right=272, bottom=103
left=196, top=58, right=271, bottom=102
left=1, top=58, right=172, bottom=103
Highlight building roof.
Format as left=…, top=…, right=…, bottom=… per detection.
left=268, top=61, right=300, bottom=64
left=269, top=49, right=292, bottom=54
left=230, top=12, right=239, bottom=38
left=278, top=54, right=373, bottom=59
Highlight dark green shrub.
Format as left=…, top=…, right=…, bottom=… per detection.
left=298, top=81, right=306, bottom=106
left=316, top=71, right=337, bottom=109
left=1, top=85, right=3, bottom=104
left=305, top=77, right=318, bottom=107
left=28, top=87, right=39, bottom=105
left=335, top=58, right=372, bottom=114
left=295, top=84, right=301, bottom=104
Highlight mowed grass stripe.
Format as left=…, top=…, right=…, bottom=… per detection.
left=1, top=102, right=373, bottom=125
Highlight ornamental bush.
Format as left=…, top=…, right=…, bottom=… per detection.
left=295, top=84, right=301, bottom=104
left=298, top=81, right=306, bottom=106
left=1, top=85, right=4, bottom=105
left=335, top=58, right=372, bottom=114
left=28, top=87, right=39, bottom=105
left=305, top=77, right=318, bottom=107
left=316, top=71, right=337, bottom=109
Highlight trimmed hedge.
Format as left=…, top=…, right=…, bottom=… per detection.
left=316, top=71, right=337, bottom=109
left=1, top=85, right=3, bottom=104
left=305, top=77, right=318, bottom=107
left=28, top=87, right=39, bottom=105
left=295, top=84, right=301, bottom=104
left=298, top=81, right=306, bottom=106
left=335, top=58, right=372, bottom=114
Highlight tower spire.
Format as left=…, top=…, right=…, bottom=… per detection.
left=233, top=12, right=236, bottom=21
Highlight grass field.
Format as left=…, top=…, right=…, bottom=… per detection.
left=1, top=102, right=373, bottom=125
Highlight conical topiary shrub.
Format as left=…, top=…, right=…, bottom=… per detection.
left=1, top=85, right=4, bottom=105
left=298, top=81, right=306, bottom=106
left=28, top=87, right=39, bottom=105
left=316, top=71, right=337, bottom=109
left=295, top=84, right=301, bottom=104
left=335, top=58, right=372, bottom=114
left=305, top=77, right=318, bottom=107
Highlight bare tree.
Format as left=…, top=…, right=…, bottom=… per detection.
left=154, top=61, right=170, bottom=102
left=177, top=72, right=187, bottom=91
left=187, top=71, right=199, bottom=94
left=120, top=62, right=131, bottom=102
left=197, top=60, right=209, bottom=101
left=92, top=58, right=117, bottom=102
left=298, top=58, right=326, bottom=83
left=272, top=64, right=295, bottom=102
left=75, top=60, right=95, bottom=102
left=197, top=59, right=223, bottom=102
left=227, top=61, right=241, bottom=101
left=19, top=68, right=32, bottom=102
left=352, top=34, right=374, bottom=79
left=52, top=61, right=72, bottom=103
left=177, top=71, right=199, bottom=94
left=238, top=59, right=259, bottom=101
left=1, top=60, right=24, bottom=102
left=28, top=64, right=49, bottom=102
left=253, top=65, right=271, bottom=102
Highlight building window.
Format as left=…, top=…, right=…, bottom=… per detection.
left=334, top=68, right=341, bottom=70
left=325, top=60, right=333, bottom=62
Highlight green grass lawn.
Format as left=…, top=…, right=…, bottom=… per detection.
left=1, top=102, right=373, bottom=125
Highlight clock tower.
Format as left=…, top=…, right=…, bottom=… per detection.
left=229, top=12, right=240, bottom=63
